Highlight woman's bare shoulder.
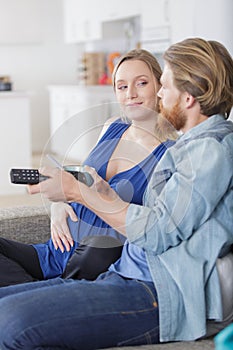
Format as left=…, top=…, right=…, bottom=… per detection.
left=97, top=116, right=121, bottom=141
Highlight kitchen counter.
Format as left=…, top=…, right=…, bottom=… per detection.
left=0, top=90, right=31, bottom=98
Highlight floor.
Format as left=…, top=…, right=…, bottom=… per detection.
left=0, top=192, right=45, bottom=209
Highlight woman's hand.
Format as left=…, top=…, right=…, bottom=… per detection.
left=50, top=202, right=78, bottom=252
left=28, top=165, right=128, bottom=236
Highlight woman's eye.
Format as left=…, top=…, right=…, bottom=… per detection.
left=137, top=81, right=148, bottom=87
left=117, top=85, right=127, bottom=91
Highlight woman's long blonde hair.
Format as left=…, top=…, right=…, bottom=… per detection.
left=112, top=49, right=178, bottom=142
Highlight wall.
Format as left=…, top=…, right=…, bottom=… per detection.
left=193, top=0, right=232, bottom=121
left=170, top=0, right=233, bottom=56
left=0, top=0, right=232, bottom=156
left=193, top=0, right=233, bottom=56
left=0, top=0, right=80, bottom=153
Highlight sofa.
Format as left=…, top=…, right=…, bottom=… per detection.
left=0, top=205, right=216, bottom=350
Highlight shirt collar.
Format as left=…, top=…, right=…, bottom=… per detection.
left=179, top=114, right=226, bottom=141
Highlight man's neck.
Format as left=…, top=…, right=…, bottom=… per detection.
left=181, top=113, right=208, bottom=133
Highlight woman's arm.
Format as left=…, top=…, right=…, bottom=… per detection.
left=47, top=116, right=120, bottom=250
left=28, top=166, right=129, bottom=236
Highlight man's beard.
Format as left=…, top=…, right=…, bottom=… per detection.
left=159, top=98, right=187, bottom=131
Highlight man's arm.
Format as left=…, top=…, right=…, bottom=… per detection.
left=125, top=137, right=233, bottom=253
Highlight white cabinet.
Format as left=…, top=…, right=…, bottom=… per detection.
left=0, top=92, right=31, bottom=195
left=63, top=0, right=102, bottom=43
left=140, top=0, right=170, bottom=29
left=63, top=0, right=171, bottom=44
left=139, top=0, right=171, bottom=54
left=100, top=0, right=140, bottom=22
left=48, top=85, right=120, bottom=163
left=63, top=0, right=141, bottom=43
left=63, top=0, right=232, bottom=54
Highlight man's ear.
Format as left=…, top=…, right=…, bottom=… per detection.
left=185, top=93, right=196, bottom=109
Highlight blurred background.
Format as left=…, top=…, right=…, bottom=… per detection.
left=0, top=0, right=232, bottom=200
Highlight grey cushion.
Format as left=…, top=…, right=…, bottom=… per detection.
left=0, top=205, right=50, bottom=244
left=206, top=252, right=233, bottom=337
left=217, top=252, right=233, bottom=321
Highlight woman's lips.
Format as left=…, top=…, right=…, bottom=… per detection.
left=126, top=102, right=143, bottom=107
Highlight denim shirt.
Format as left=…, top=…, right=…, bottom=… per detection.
left=126, top=115, right=233, bottom=342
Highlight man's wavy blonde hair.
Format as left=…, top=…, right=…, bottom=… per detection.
left=163, top=38, right=233, bottom=119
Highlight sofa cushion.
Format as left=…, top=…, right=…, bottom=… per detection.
left=0, top=206, right=50, bottom=244
left=206, top=252, right=233, bottom=337
left=217, top=252, right=233, bottom=321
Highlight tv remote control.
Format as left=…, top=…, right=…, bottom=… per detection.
left=10, top=169, right=49, bottom=185
left=66, top=170, right=94, bottom=187
left=10, top=168, right=94, bottom=187
left=46, top=154, right=94, bottom=187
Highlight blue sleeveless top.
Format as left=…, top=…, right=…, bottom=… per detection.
left=34, top=119, right=174, bottom=278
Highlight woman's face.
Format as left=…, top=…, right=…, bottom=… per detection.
left=114, top=59, right=160, bottom=121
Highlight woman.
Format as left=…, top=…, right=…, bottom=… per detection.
left=0, top=49, right=177, bottom=285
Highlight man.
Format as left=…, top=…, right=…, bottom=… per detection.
left=0, top=38, right=232, bottom=349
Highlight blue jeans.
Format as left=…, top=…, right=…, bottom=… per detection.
left=0, top=271, right=159, bottom=349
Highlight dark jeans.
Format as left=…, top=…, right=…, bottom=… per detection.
left=0, top=272, right=159, bottom=349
